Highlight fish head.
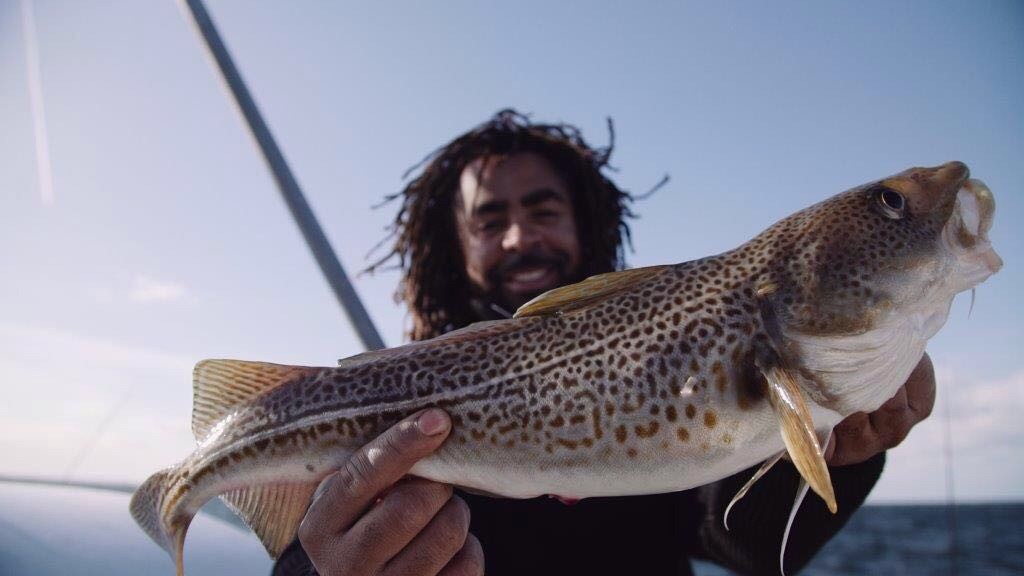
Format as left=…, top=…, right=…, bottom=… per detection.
left=764, top=161, right=1001, bottom=338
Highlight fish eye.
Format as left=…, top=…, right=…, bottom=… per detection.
left=876, top=188, right=906, bottom=219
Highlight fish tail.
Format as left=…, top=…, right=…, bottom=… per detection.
left=130, top=466, right=192, bottom=576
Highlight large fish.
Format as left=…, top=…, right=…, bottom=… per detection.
left=132, top=162, right=1000, bottom=575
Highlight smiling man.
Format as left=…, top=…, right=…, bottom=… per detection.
left=455, top=153, right=582, bottom=317
left=274, top=110, right=935, bottom=576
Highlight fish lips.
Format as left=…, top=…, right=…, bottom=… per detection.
left=943, top=178, right=1002, bottom=290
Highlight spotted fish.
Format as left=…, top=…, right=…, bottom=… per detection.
left=132, top=162, right=1000, bottom=575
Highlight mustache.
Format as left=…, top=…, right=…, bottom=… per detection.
left=490, top=251, right=571, bottom=281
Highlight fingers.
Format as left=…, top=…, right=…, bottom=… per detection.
left=297, top=409, right=453, bottom=575
left=381, top=495, right=473, bottom=576
left=829, top=412, right=874, bottom=467
left=868, top=391, right=913, bottom=448
left=437, top=534, right=485, bottom=576
left=828, top=353, right=938, bottom=467
left=344, top=479, right=455, bottom=570
left=905, top=352, right=936, bottom=419
left=302, top=409, right=451, bottom=537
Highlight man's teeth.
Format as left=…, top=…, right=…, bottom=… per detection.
left=511, top=268, right=549, bottom=282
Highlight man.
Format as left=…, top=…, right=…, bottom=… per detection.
left=275, top=110, right=935, bottom=575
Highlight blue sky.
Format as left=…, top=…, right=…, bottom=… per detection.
left=0, top=1, right=1021, bottom=502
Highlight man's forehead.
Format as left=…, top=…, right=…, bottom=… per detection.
left=456, top=153, right=570, bottom=214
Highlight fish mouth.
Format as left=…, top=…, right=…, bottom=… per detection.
left=943, top=178, right=1002, bottom=289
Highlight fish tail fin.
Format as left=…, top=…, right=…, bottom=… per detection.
left=130, top=467, right=192, bottom=576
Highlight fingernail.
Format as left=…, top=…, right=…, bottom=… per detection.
left=417, top=409, right=450, bottom=436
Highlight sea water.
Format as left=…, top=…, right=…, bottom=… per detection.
left=694, top=503, right=1024, bottom=575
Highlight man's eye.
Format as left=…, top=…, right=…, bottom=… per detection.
left=479, top=220, right=505, bottom=233
left=534, top=210, right=558, bottom=220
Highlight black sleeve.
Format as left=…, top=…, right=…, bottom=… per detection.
left=689, top=452, right=885, bottom=575
left=271, top=539, right=316, bottom=576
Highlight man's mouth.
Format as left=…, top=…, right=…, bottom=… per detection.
left=504, top=265, right=559, bottom=293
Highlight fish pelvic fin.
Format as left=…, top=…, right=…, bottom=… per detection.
left=513, top=265, right=669, bottom=318
left=723, top=451, right=785, bottom=531
left=130, top=467, right=193, bottom=576
left=192, top=360, right=319, bottom=441
left=221, top=482, right=319, bottom=558
left=777, top=428, right=834, bottom=576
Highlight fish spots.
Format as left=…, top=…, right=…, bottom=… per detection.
left=626, top=448, right=638, bottom=458
left=677, top=427, right=690, bottom=442
left=665, top=405, right=678, bottom=422
left=704, top=409, right=718, bottom=429
left=685, top=404, right=697, bottom=419
left=556, top=438, right=579, bottom=450
left=615, top=425, right=627, bottom=444
left=634, top=421, right=660, bottom=438
left=712, top=361, right=727, bottom=392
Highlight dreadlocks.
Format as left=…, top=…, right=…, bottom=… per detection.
left=366, top=109, right=659, bottom=341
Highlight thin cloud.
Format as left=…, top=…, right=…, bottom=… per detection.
left=21, top=0, right=55, bottom=206
left=0, top=322, right=196, bottom=484
left=130, top=275, right=187, bottom=303
left=872, top=365, right=1024, bottom=503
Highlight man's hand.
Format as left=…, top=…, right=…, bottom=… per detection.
left=298, top=409, right=484, bottom=576
left=825, top=353, right=936, bottom=467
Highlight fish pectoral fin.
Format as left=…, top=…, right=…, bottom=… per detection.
left=513, top=265, right=669, bottom=318
left=192, top=360, right=319, bottom=441
left=723, top=451, right=785, bottom=531
left=757, top=353, right=837, bottom=515
left=221, top=481, right=319, bottom=559
left=752, top=288, right=837, bottom=515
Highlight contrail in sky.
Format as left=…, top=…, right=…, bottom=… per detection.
left=21, top=0, right=55, bottom=206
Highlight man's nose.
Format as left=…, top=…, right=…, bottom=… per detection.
left=501, top=220, right=541, bottom=253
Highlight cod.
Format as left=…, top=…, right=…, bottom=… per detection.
left=132, top=162, right=1001, bottom=575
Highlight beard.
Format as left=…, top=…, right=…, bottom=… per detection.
left=479, top=249, right=579, bottom=315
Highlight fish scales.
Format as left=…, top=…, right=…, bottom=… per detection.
left=132, top=162, right=1002, bottom=575
left=185, top=262, right=783, bottom=503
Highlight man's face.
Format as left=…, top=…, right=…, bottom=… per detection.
left=454, top=152, right=582, bottom=313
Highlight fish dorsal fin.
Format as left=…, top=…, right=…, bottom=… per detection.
left=337, top=319, right=523, bottom=368
left=192, top=360, right=318, bottom=441
left=221, top=482, right=319, bottom=558
left=513, top=265, right=669, bottom=318
left=723, top=451, right=785, bottom=531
